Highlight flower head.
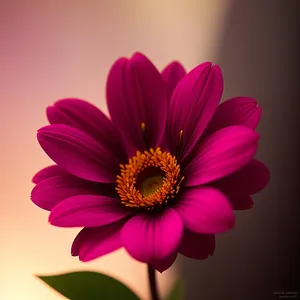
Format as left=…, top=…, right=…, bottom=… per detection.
left=31, top=53, right=270, bottom=272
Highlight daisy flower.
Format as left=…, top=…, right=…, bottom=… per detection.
left=31, top=53, right=270, bottom=272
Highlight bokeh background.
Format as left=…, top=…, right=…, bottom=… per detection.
left=0, top=0, right=298, bottom=299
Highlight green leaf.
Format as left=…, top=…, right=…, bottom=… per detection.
left=165, top=279, right=184, bottom=300
left=38, top=271, right=140, bottom=300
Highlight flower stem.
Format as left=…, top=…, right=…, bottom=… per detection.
left=147, top=264, right=160, bottom=300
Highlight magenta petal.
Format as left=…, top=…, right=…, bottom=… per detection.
left=31, top=175, right=99, bottom=211
left=214, top=159, right=270, bottom=196
left=106, top=53, right=168, bottom=151
left=174, top=187, right=234, bottom=234
left=32, top=165, right=67, bottom=184
left=47, top=98, right=127, bottom=162
left=150, top=252, right=178, bottom=273
left=71, top=221, right=124, bottom=261
left=226, top=194, right=254, bottom=210
left=47, top=106, right=74, bottom=125
left=167, top=62, right=223, bottom=162
left=49, top=195, right=132, bottom=228
left=121, top=208, right=183, bottom=263
left=184, top=126, right=260, bottom=187
left=37, top=124, right=119, bottom=183
left=204, top=96, right=262, bottom=136
left=179, top=229, right=215, bottom=259
left=161, top=61, right=186, bottom=100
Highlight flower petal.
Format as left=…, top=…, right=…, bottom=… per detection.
left=31, top=175, right=100, bottom=211
left=32, top=165, right=67, bottom=184
left=167, top=62, right=223, bottom=162
left=174, top=187, right=234, bottom=234
left=204, top=96, right=262, bottom=136
left=37, top=124, right=119, bottom=183
left=47, top=98, right=127, bottom=162
left=184, top=126, right=260, bottom=187
left=150, top=252, right=178, bottom=273
left=179, top=229, right=215, bottom=259
left=214, top=159, right=270, bottom=196
left=226, top=194, right=254, bottom=210
left=49, top=195, right=132, bottom=228
left=106, top=52, right=168, bottom=151
left=71, top=221, right=124, bottom=261
left=161, top=61, right=186, bottom=100
left=121, top=208, right=183, bottom=263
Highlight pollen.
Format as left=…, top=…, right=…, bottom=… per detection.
left=116, top=147, right=183, bottom=210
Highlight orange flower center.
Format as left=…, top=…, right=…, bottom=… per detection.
left=116, top=147, right=184, bottom=210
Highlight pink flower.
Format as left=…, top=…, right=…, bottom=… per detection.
left=31, top=53, right=270, bottom=272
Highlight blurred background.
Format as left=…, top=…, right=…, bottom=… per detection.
left=0, top=0, right=298, bottom=299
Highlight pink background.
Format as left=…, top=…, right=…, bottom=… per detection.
left=0, top=1, right=231, bottom=299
